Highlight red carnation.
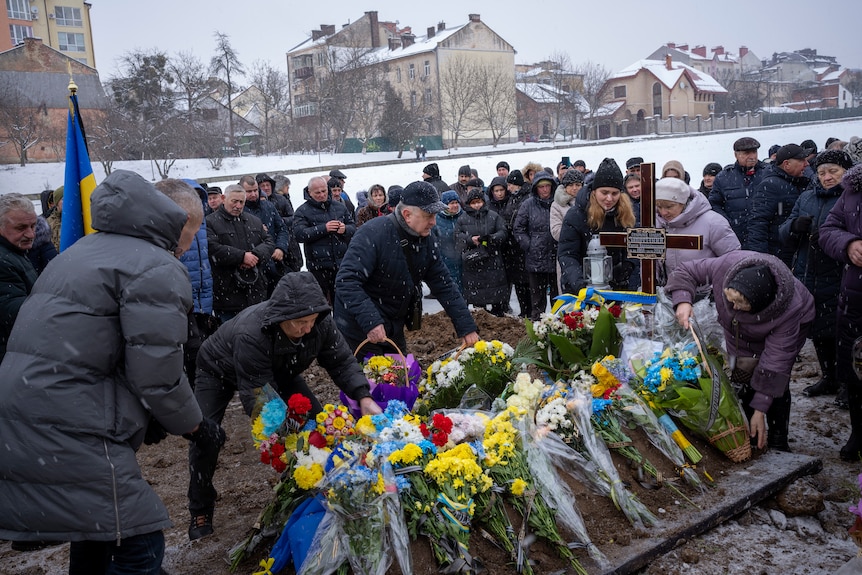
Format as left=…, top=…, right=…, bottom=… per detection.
left=431, top=431, right=448, bottom=447
left=288, top=394, right=312, bottom=416
left=420, top=423, right=430, bottom=437
left=608, top=304, right=622, bottom=318
left=271, top=442, right=285, bottom=458
left=432, top=413, right=453, bottom=434
left=308, top=430, right=328, bottom=448
left=261, top=450, right=271, bottom=465
left=271, top=457, right=287, bottom=473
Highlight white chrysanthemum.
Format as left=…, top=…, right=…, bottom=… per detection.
left=379, top=419, right=424, bottom=443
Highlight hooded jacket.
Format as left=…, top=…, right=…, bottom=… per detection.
left=196, top=272, right=371, bottom=415
left=513, top=172, right=557, bottom=273
left=666, top=250, right=814, bottom=412
left=655, top=185, right=740, bottom=286
left=0, top=169, right=202, bottom=542
left=179, top=179, right=214, bottom=314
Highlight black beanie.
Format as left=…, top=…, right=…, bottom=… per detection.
left=506, top=170, right=525, bottom=186
left=423, top=163, right=439, bottom=178
left=726, top=264, right=776, bottom=314
left=458, top=165, right=472, bottom=177
left=592, top=158, right=624, bottom=190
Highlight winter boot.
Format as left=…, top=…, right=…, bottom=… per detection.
left=836, top=384, right=850, bottom=410
left=766, top=388, right=791, bottom=452
left=806, top=337, right=839, bottom=396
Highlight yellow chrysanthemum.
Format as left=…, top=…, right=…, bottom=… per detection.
left=294, top=463, right=324, bottom=490
left=355, top=416, right=376, bottom=436
left=660, top=366, right=673, bottom=383
left=388, top=443, right=423, bottom=466
left=251, top=416, right=266, bottom=444
left=510, top=478, right=527, bottom=496
left=474, top=340, right=488, bottom=353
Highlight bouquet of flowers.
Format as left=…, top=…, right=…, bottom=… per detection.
left=633, top=342, right=751, bottom=463
left=417, top=339, right=517, bottom=414
left=340, top=338, right=422, bottom=417
left=519, top=300, right=622, bottom=381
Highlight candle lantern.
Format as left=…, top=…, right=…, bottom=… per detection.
left=584, top=234, right=612, bottom=289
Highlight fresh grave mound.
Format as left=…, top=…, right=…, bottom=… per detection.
left=218, top=309, right=763, bottom=575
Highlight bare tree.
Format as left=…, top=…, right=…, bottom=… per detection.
left=248, top=60, right=290, bottom=154
left=210, top=32, right=245, bottom=153
left=170, top=50, right=212, bottom=115
left=844, top=70, right=862, bottom=107
left=379, top=82, right=418, bottom=158
left=438, top=55, right=480, bottom=148
left=0, top=79, right=44, bottom=166
left=575, top=60, right=612, bottom=140
left=713, top=70, right=764, bottom=115
left=470, top=63, right=517, bottom=147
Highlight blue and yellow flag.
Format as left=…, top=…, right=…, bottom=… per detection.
left=60, top=90, right=97, bottom=251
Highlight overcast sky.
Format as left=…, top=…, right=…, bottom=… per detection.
left=89, top=0, right=862, bottom=79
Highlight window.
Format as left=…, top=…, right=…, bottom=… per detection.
left=58, top=32, right=85, bottom=52
left=396, top=67, right=401, bottom=83
left=408, top=63, right=415, bottom=79
left=54, top=6, right=82, bottom=26
left=652, top=82, right=663, bottom=117
left=613, top=85, right=626, bottom=98
left=424, top=60, right=430, bottom=76
left=9, top=23, right=32, bottom=44
left=316, top=51, right=326, bottom=67
left=424, top=88, right=432, bottom=104
left=410, top=91, right=416, bottom=108
left=7, top=0, right=29, bottom=20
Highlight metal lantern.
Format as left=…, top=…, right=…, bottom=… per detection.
left=584, top=234, right=612, bottom=289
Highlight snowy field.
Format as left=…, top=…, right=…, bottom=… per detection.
left=3, top=118, right=862, bottom=220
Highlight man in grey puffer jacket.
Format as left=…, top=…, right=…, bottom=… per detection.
left=0, top=170, right=221, bottom=574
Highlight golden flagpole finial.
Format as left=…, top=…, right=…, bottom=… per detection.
left=67, top=61, right=77, bottom=95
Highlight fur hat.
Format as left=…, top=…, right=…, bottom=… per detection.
left=423, top=163, right=440, bottom=178
left=466, top=189, right=485, bottom=204
left=561, top=169, right=584, bottom=186
left=655, top=177, right=690, bottom=204
left=592, top=158, right=624, bottom=190
left=441, top=190, right=460, bottom=204
left=814, top=150, right=853, bottom=171
left=726, top=264, right=776, bottom=314
left=506, top=170, right=525, bottom=186
left=842, top=163, right=862, bottom=196
left=844, top=136, right=862, bottom=165
left=733, top=137, right=760, bottom=152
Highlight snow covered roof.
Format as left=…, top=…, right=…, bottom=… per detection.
left=592, top=100, right=625, bottom=118
left=517, top=83, right=567, bottom=104
left=613, top=59, right=727, bottom=93
left=821, top=70, right=843, bottom=82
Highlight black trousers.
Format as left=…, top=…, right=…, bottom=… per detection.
left=527, top=271, right=558, bottom=321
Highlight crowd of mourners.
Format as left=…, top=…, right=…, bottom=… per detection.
left=2, top=131, right=862, bottom=573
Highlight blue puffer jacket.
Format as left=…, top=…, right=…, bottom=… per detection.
left=778, top=181, right=843, bottom=338
left=432, top=208, right=463, bottom=293
left=708, top=161, right=770, bottom=248
left=179, top=180, right=213, bottom=314
left=748, top=166, right=810, bottom=265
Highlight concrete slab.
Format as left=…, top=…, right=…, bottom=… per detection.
left=594, top=451, right=823, bottom=574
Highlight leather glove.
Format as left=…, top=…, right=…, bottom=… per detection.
left=790, top=215, right=812, bottom=234
left=184, top=418, right=227, bottom=452
left=143, top=415, right=168, bottom=445
left=612, top=261, right=634, bottom=285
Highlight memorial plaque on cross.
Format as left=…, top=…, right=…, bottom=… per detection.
left=599, top=163, right=703, bottom=294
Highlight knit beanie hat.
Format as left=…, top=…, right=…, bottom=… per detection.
left=387, top=185, right=404, bottom=208
left=52, top=185, right=64, bottom=204
left=726, top=264, right=777, bottom=314
left=561, top=169, right=584, bottom=186
left=423, top=163, right=440, bottom=178
left=496, top=161, right=509, bottom=171
left=703, top=162, right=722, bottom=176
left=814, top=150, right=853, bottom=171
left=441, top=190, right=460, bottom=204
left=458, top=165, right=472, bottom=177
left=466, top=189, right=485, bottom=204
left=592, top=158, right=624, bottom=190
left=662, top=160, right=686, bottom=179
left=506, top=170, right=525, bottom=186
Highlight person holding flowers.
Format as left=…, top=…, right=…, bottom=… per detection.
left=667, top=251, right=814, bottom=451
left=187, top=272, right=381, bottom=541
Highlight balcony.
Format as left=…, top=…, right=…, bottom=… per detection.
left=294, top=67, right=314, bottom=80
left=294, top=103, right=319, bottom=118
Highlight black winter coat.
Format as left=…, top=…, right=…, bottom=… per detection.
left=274, top=193, right=304, bottom=272
left=490, top=186, right=530, bottom=283
left=0, top=236, right=37, bottom=359
left=426, top=176, right=450, bottom=199
left=206, top=206, right=275, bottom=312
left=557, top=204, right=638, bottom=294
left=334, top=212, right=477, bottom=349
left=455, top=203, right=508, bottom=306
left=513, top=189, right=557, bottom=273
left=748, top=167, right=810, bottom=265
left=708, top=161, right=770, bottom=248
left=294, top=195, right=355, bottom=271
left=196, top=272, right=371, bottom=416
left=778, top=182, right=843, bottom=338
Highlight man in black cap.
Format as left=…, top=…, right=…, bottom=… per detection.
left=699, top=162, right=722, bottom=196
left=421, top=162, right=449, bottom=198
left=334, top=181, right=478, bottom=357
left=450, top=164, right=473, bottom=205
left=496, top=161, right=510, bottom=178
left=748, top=144, right=811, bottom=265
left=626, top=157, right=644, bottom=176
left=708, top=136, right=769, bottom=249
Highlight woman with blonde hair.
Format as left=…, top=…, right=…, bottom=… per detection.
left=558, top=158, right=639, bottom=293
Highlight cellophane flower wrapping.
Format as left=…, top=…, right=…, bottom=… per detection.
left=418, top=340, right=516, bottom=415
left=340, top=352, right=422, bottom=418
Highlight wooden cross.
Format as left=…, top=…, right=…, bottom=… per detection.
left=599, top=163, right=703, bottom=294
